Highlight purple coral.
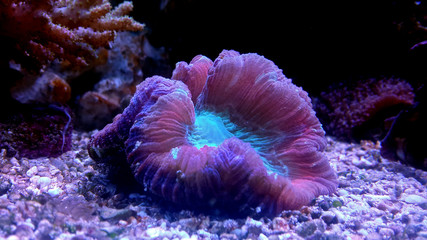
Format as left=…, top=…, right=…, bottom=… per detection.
left=89, top=50, right=337, bottom=215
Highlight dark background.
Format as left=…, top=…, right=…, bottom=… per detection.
left=132, top=0, right=425, bottom=95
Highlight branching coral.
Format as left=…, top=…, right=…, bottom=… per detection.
left=315, top=78, right=415, bottom=141
left=0, top=0, right=144, bottom=71
left=88, top=50, right=337, bottom=215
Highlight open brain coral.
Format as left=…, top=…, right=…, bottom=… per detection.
left=89, top=50, right=337, bottom=215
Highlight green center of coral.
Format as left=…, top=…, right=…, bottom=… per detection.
left=187, top=111, right=288, bottom=177
left=187, top=111, right=234, bottom=149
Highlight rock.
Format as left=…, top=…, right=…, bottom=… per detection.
left=258, top=233, right=268, bottom=240
left=144, top=227, right=166, bottom=238
left=295, top=219, right=325, bottom=238
left=379, top=227, right=394, bottom=239
left=337, top=189, right=349, bottom=196
left=0, top=176, right=11, bottom=195
left=311, top=210, right=322, bottom=219
left=321, top=211, right=338, bottom=225
left=0, top=209, right=12, bottom=226
left=272, top=217, right=289, bottom=231
left=53, top=195, right=96, bottom=221
left=38, top=177, right=52, bottom=189
left=331, top=209, right=346, bottom=223
left=245, top=217, right=263, bottom=236
left=405, top=224, right=424, bottom=238
left=366, top=232, right=382, bottom=240
left=77, top=91, right=122, bottom=131
left=26, top=166, right=38, bottom=177
left=75, top=32, right=151, bottom=131
left=176, top=218, right=200, bottom=232
left=319, top=199, right=332, bottom=211
left=418, top=231, right=427, bottom=238
left=220, top=233, right=239, bottom=240
left=352, top=156, right=378, bottom=169
left=10, top=71, right=71, bottom=105
left=402, top=194, right=427, bottom=206
left=47, top=187, right=63, bottom=197
left=99, top=206, right=136, bottom=223
left=197, top=229, right=214, bottom=239
left=222, top=219, right=239, bottom=232
left=14, top=222, right=35, bottom=239
left=35, top=219, right=53, bottom=240
left=6, top=235, right=19, bottom=240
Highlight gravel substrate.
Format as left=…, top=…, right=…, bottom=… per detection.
left=0, top=131, right=426, bottom=239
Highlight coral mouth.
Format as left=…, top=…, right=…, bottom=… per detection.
left=187, top=110, right=288, bottom=177
left=187, top=111, right=233, bottom=149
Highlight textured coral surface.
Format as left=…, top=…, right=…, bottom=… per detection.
left=89, top=50, right=337, bottom=215
left=0, top=0, right=143, bottom=71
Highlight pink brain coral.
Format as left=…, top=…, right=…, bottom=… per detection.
left=89, top=50, right=337, bottom=215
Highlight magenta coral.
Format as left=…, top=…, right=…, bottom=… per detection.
left=172, top=55, right=213, bottom=102
left=89, top=50, right=337, bottom=215
left=0, top=0, right=143, bottom=71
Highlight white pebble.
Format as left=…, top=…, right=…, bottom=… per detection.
left=30, top=176, right=40, bottom=185
left=176, top=230, right=190, bottom=239
left=38, top=177, right=51, bottom=189
left=25, top=186, right=40, bottom=196
left=379, top=227, right=394, bottom=238
left=47, top=187, right=62, bottom=197
left=246, top=217, right=263, bottom=227
left=10, top=157, right=19, bottom=167
left=337, top=189, right=349, bottom=196
left=258, top=233, right=269, bottom=240
left=358, top=229, right=369, bottom=236
left=403, top=194, right=427, bottom=205
left=26, top=166, right=38, bottom=177
left=73, top=158, right=82, bottom=165
left=6, top=235, right=19, bottom=240
left=49, top=167, right=60, bottom=176
left=145, top=227, right=161, bottom=238
left=373, top=217, right=383, bottom=224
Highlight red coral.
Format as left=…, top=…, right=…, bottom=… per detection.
left=0, top=0, right=144, bottom=71
left=316, top=78, right=415, bottom=141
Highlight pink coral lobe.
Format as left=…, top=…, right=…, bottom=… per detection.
left=89, top=50, right=337, bottom=215
left=172, top=55, right=214, bottom=102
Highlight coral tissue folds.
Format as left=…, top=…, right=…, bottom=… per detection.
left=89, top=50, right=337, bottom=215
